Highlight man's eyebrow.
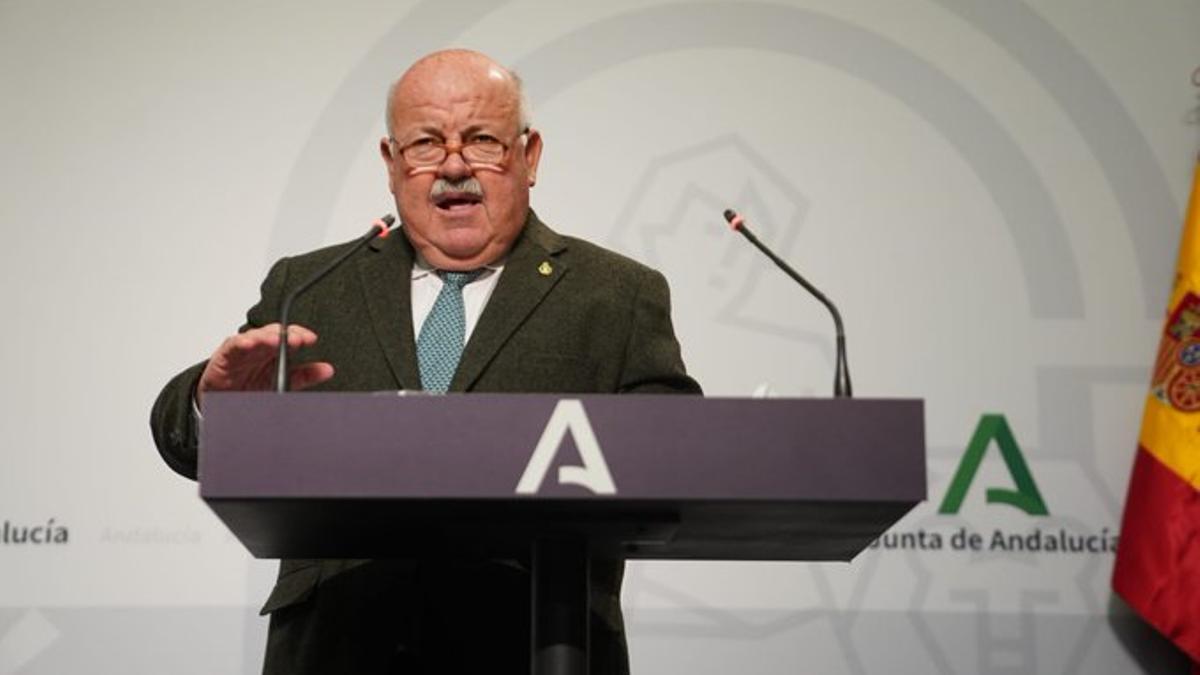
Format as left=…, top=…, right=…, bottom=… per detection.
left=393, top=126, right=443, bottom=142
left=399, top=122, right=507, bottom=141
left=460, top=123, right=501, bottom=136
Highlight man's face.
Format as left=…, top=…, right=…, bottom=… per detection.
left=381, top=56, right=543, bottom=270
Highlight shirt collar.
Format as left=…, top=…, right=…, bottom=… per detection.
left=411, top=251, right=505, bottom=280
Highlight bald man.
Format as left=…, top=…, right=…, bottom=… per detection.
left=151, top=49, right=700, bottom=674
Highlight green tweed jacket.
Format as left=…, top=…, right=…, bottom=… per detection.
left=150, top=211, right=700, bottom=673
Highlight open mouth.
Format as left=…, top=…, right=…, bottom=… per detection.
left=433, top=191, right=483, bottom=212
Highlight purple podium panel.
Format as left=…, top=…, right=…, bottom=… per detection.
left=200, top=393, right=924, bottom=561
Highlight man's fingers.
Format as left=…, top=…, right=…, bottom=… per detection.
left=283, top=324, right=320, bottom=350
left=249, top=322, right=321, bottom=350
left=289, top=362, right=335, bottom=391
left=219, top=323, right=321, bottom=357
left=239, top=323, right=315, bottom=346
left=224, top=324, right=285, bottom=356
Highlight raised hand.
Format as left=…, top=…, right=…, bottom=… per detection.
left=196, top=323, right=334, bottom=408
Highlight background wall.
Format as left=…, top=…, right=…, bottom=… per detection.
left=2, top=1, right=1198, bottom=672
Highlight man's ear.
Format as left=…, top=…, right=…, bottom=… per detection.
left=380, top=137, right=398, bottom=192
left=523, top=130, right=543, bottom=187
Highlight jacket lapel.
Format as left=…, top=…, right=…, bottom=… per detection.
left=450, top=213, right=568, bottom=392
left=357, top=232, right=422, bottom=390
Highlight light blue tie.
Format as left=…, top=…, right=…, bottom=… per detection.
left=417, top=270, right=483, bottom=393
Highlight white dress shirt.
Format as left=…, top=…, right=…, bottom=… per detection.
left=409, top=253, right=504, bottom=343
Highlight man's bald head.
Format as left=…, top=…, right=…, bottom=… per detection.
left=385, top=49, right=530, bottom=137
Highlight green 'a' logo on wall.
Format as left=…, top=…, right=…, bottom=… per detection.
left=938, top=414, right=1049, bottom=516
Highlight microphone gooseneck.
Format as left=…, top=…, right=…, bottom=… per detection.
left=723, top=209, right=852, bottom=398
left=275, top=214, right=398, bottom=392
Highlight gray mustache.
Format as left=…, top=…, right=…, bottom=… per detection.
left=430, top=177, right=484, bottom=199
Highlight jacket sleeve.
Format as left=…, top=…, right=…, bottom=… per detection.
left=148, top=257, right=292, bottom=480
left=616, top=268, right=702, bottom=395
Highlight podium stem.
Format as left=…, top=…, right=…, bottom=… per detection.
left=531, top=538, right=590, bottom=675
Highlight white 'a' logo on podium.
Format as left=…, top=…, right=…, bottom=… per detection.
left=515, top=399, right=617, bottom=495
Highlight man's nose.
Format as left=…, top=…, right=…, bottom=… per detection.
left=438, top=149, right=472, bottom=180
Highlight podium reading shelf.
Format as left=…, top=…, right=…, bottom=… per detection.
left=200, top=392, right=925, bottom=675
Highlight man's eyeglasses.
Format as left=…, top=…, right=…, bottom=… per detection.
left=390, top=130, right=528, bottom=169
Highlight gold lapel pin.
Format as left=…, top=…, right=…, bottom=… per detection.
left=538, top=261, right=553, bottom=276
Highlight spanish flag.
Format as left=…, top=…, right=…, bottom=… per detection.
left=1113, top=160, right=1200, bottom=665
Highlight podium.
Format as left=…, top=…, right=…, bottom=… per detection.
left=200, top=392, right=925, bottom=674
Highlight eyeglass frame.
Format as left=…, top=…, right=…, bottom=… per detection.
left=387, top=127, right=531, bottom=172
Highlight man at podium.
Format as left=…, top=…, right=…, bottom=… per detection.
left=150, top=48, right=700, bottom=674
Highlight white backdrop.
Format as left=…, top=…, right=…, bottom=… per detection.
left=2, top=1, right=1198, bottom=672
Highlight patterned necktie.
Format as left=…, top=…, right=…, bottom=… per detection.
left=417, top=270, right=483, bottom=393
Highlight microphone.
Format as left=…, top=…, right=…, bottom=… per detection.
left=723, top=209, right=852, bottom=398
left=275, top=214, right=398, bottom=392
